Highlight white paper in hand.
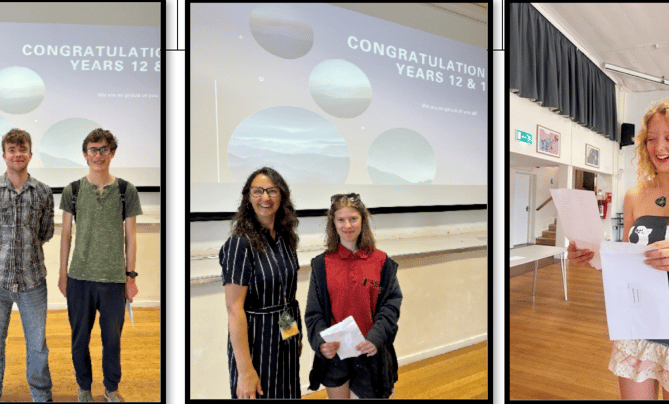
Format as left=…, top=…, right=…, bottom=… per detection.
left=600, top=241, right=669, bottom=339
left=126, top=299, right=134, bottom=326
left=319, top=316, right=365, bottom=360
left=550, top=188, right=605, bottom=269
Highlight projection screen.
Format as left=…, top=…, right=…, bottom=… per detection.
left=190, top=2, right=487, bottom=213
left=0, top=2, right=161, bottom=188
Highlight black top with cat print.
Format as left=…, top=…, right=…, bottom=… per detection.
left=628, top=216, right=669, bottom=244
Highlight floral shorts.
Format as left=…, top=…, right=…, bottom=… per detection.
left=609, top=339, right=669, bottom=392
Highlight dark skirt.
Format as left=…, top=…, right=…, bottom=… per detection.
left=228, top=301, right=301, bottom=399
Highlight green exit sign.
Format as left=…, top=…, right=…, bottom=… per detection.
left=516, top=130, right=533, bottom=144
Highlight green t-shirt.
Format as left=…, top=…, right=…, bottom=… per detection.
left=60, top=177, right=142, bottom=283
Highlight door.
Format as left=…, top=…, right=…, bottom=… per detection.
left=512, top=173, right=531, bottom=247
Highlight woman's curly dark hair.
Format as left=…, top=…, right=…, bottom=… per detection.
left=230, top=167, right=299, bottom=252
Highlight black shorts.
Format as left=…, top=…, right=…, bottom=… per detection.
left=321, top=355, right=375, bottom=398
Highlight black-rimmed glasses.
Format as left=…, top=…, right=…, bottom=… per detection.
left=250, top=186, right=281, bottom=198
left=330, top=193, right=360, bottom=204
left=86, top=146, right=112, bottom=156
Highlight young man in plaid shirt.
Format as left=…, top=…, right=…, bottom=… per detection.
left=0, top=129, right=54, bottom=402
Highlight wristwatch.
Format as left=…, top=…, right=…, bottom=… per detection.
left=126, top=271, right=138, bottom=279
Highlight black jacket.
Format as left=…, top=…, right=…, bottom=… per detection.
left=305, top=251, right=402, bottom=398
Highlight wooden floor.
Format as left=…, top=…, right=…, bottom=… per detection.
left=303, top=341, right=487, bottom=399
left=1, top=307, right=160, bottom=402
left=509, top=262, right=620, bottom=400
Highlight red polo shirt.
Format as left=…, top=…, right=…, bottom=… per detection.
left=325, top=243, right=386, bottom=337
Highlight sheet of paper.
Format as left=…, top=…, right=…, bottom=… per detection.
left=550, top=188, right=605, bottom=269
left=319, top=315, right=365, bottom=360
left=600, top=241, right=669, bottom=340
left=126, top=300, right=134, bottom=326
left=509, top=256, right=525, bottom=261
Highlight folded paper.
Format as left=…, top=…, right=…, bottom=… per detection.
left=319, top=315, right=366, bottom=360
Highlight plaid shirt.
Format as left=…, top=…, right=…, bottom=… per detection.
left=0, top=173, right=54, bottom=292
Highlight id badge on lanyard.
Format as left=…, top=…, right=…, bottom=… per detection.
left=279, top=309, right=298, bottom=340
left=270, top=241, right=298, bottom=340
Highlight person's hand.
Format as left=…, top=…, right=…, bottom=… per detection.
left=644, top=240, right=669, bottom=272
left=356, top=340, right=377, bottom=357
left=58, top=274, right=67, bottom=298
left=319, top=342, right=340, bottom=359
left=567, top=240, right=595, bottom=267
left=237, top=369, right=263, bottom=399
left=125, top=279, right=138, bottom=303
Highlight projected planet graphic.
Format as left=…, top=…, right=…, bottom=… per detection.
left=40, top=118, right=101, bottom=167
left=0, top=67, right=46, bottom=114
left=310, top=59, right=372, bottom=119
left=367, top=128, right=436, bottom=184
left=249, top=4, right=314, bottom=59
left=228, top=106, right=349, bottom=184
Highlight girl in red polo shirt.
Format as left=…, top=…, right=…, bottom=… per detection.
left=305, top=194, right=403, bottom=399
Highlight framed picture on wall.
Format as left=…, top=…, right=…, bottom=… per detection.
left=586, top=144, right=600, bottom=168
left=536, top=125, right=560, bottom=157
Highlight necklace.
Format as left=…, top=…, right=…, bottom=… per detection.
left=656, top=196, right=667, bottom=207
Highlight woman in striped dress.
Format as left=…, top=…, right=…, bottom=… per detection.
left=220, top=167, right=302, bottom=398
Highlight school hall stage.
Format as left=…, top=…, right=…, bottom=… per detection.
left=0, top=307, right=160, bottom=402
left=509, top=262, right=620, bottom=399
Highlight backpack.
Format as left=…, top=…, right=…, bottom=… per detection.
left=71, top=178, right=128, bottom=222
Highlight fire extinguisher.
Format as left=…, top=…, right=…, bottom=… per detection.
left=598, top=192, right=612, bottom=219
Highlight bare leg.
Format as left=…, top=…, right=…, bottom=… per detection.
left=326, top=380, right=351, bottom=399
left=619, top=377, right=658, bottom=400
left=662, top=386, right=669, bottom=400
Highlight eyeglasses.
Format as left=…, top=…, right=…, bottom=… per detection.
left=250, top=186, right=280, bottom=198
left=330, top=193, right=361, bottom=205
left=86, top=146, right=112, bottom=156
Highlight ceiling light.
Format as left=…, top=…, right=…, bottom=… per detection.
left=604, top=63, right=669, bottom=86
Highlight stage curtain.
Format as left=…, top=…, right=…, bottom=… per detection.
left=509, top=3, right=617, bottom=140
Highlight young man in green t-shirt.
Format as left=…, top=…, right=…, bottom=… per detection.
left=59, top=128, right=142, bottom=402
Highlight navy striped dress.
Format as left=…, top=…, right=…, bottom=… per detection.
left=220, top=230, right=302, bottom=398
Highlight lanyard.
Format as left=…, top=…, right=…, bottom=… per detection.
left=266, top=231, right=289, bottom=311
left=266, top=232, right=298, bottom=337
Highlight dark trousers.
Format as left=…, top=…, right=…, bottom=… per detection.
left=66, top=278, right=125, bottom=392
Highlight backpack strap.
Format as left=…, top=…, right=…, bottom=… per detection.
left=118, top=178, right=128, bottom=220
left=70, top=179, right=81, bottom=223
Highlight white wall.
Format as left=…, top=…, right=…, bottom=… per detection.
left=509, top=92, right=619, bottom=245
left=509, top=93, right=617, bottom=174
